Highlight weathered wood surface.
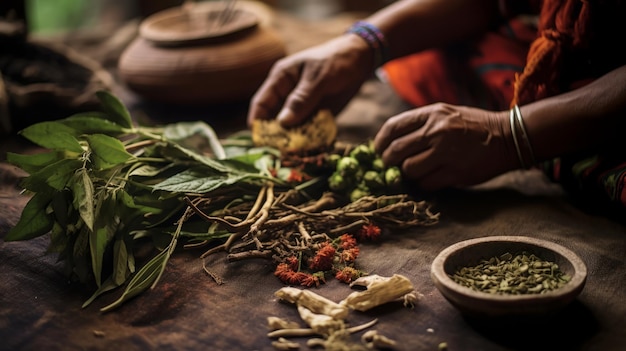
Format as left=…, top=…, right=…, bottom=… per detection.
left=1, top=10, right=625, bottom=351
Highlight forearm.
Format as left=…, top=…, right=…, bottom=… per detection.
left=364, top=0, right=502, bottom=60
left=521, top=65, right=626, bottom=161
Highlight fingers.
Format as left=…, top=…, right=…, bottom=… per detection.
left=247, top=60, right=300, bottom=127
left=400, top=151, right=451, bottom=191
left=248, top=56, right=325, bottom=128
left=276, top=75, right=322, bottom=127
left=374, top=109, right=430, bottom=166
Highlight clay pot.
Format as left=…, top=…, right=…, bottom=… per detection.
left=117, top=1, right=287, bottom=106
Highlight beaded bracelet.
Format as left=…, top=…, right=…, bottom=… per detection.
left=346, top=21, right=389, bottom=68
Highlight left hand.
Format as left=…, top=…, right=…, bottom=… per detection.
left=373, top=102, right=519, bottom=191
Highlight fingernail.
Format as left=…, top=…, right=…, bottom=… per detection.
left=277, top=108, right=294, bottom=125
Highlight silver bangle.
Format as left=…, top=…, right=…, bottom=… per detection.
left=513, top=104, right=537, bottom=167
left=510, top=107, right=526, bottom=169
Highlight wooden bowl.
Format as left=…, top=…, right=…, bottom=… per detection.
left=117, top=1, right=286, bottom=105
left=431, top=236, right=587, bottom=317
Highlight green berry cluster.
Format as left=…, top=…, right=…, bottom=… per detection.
left=327, top=142, right=402, bottom=201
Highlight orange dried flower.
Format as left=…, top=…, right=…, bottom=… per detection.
left=340, top=247, right=360, bottom=263
left=308, top=242, right=336, bottom=271
left=285, top=256, right=299, bottom=271
left=357, top=223, right=381, bottom=241
left=274, top=263, right=295, bottom=284
left=286, top=168, right=309, bottom=183
left=335, top=266, right=362, bottom=284
left=338, top=233, right=357, bottom=250
left=299, top=273, right=322, bottom=288
left=274, top=263, right=318, bottom=287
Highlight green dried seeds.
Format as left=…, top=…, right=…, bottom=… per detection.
left=449, top=251, right=571, bottom=295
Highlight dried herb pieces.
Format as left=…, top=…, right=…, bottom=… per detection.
left=450, top=252, right=571, bottom=295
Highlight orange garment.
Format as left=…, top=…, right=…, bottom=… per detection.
left=382, top=17, right=537, bottom=110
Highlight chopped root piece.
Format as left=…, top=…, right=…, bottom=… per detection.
left=267, top=316, right=301, bottom=331
left=298, top=305, right=345, bottom=336
left=341, top=274, right=415, bottom=312
left=361, top=330, right=398, bottom=349
left=275, top=287, right=350, bottom=320
left=272, top=337, right=300, bottom=350
left=268, top=328, right=318, bottom=339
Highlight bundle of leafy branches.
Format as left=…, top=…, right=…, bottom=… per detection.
left=5, top=91, right=439, bottom=312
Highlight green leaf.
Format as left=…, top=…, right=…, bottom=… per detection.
left=91, top=193, right=118, bottom=286
left=99, top=205, right=185, bottom=312
left=72, top=228, right=91, bottom=283
left=20, top=121, right=84, bottom=153
left=5, top=191, right=55, bottom=241
left=170, top=143, right=231, bottom=173
left=152, top=168, right=249, bottom=193
left=99, top=247, right=169, bottom=312
left=47, top=221, right=70, bottom=254
left=50, top=189, right=71, bottom=230
left=71, top=169, right=95, bottom=231
left=21, top=159, right=83, bottom=192
left=223, top=153, right=269, bottom=173
left=112, top=238, right=130, bottom=285
left=114, top=189, right=163, bottom=227
left=96, top=90, right=133, bottom=128
left=82, top=277, right=121, bottom=308
left=163, top=121, right=225, bottom=159
left=128, top=164, right=166, bottom=177
left=6, top=151, right=62, bottom=174
left=90, top=227, right=110, bottom=287
left=60, top=112, right=128, bottom=135
left=86, top=134, right=134, bottom=170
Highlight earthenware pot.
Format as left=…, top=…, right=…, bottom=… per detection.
left=117, top=1, right=286, bottom=105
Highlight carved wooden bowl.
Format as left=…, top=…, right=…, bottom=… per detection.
left=431, top=236, right=587, bottom=317
left=117, top=1, right=286, bottom=105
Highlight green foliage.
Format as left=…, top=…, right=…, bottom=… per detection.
left=6, top=90, right=311, bottom=312
left=27, top=0, right=97, bottom=34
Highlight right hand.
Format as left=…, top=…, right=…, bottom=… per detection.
left=247, top=34, right=375, bottom=128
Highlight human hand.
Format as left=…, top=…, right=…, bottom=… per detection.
left=374, top=103, right=519, bottom=191
left=247, top=34, right=375, bottom=128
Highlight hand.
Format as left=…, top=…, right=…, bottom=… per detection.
left=247, top=34, right=375, bottom=127
left=374, top=103, right=519, bottom=191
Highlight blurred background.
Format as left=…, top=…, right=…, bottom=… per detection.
left=0, top=0, right=395, bottom=36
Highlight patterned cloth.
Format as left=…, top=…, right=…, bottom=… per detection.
left=380, top=2, right=626, bottom=213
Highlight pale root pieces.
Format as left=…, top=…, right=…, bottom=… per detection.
left=341, top=274, right=417, bottom=312
left=275, top=287, right=350, bottom=320
left=270, top=274, right=417, bottom=350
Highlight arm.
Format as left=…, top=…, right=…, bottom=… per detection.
left=520, top=64, right=626, bottom=164
left=366, top=0, right=502, bottom=61
left=248, top=0, right=502, bottom=127
left=373, top=65, right=626, bottom=191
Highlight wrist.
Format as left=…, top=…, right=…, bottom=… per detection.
left=345, top=21, right=390, bottom=70
left=509, top=105, right=537, bottom=169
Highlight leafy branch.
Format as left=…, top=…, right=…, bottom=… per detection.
left=6, top=91, right=309, bottom=311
